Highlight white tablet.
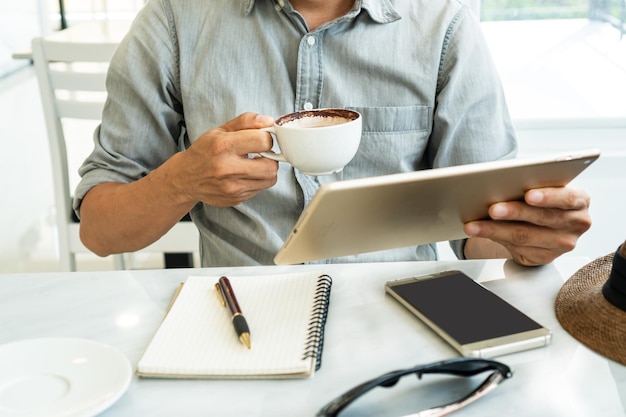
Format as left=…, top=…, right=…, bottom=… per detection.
left=273, top=149, right=600, bottom=265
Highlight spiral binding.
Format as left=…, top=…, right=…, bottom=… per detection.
left=301, top=274, right=333, bottom=371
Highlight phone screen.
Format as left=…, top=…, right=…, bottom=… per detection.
left=387, top=271, right=544, bottom=345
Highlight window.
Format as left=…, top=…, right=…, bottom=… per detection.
left=477, top=0, right=626, bottom=123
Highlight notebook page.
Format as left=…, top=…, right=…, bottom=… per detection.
left=137, top=271, right=328, bottom=378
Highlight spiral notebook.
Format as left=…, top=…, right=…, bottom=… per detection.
left=137, top=271, right=332, bottom=379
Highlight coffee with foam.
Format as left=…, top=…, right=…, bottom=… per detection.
left=276, top=109, right=358, bottom=129
left=282, top=116, right=349, bottom=128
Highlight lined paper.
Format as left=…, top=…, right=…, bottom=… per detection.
left=137, top=271, right=331, bottom=379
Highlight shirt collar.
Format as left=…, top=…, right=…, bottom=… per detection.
left=244, top=0, right=255, bottom=14
left=360, top=0, right=401, bottom=23
left=244, top=0, right=401, bottom=23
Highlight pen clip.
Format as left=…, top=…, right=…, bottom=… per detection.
left=215, top=283, right=226, bottom=307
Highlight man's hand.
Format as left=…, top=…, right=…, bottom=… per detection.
left=168, top=112, right=278, bottom=207
left=463, top=186, right=592, bottom=266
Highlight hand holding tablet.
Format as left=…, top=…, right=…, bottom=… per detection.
left=274, top=149, right=600, bottom=265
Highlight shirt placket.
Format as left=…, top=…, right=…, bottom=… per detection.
left=294, top=31, right=325, bottom=211
left=295, top=32, right=322, bottom=112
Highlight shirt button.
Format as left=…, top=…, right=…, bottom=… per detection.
left=303, top=102, right=314, bottom=110
left=306, top=36, right=316, bottom=46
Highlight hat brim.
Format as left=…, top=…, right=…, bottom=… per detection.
left=555, top=253, right=626, bottom=366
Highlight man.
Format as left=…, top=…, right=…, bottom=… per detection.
left=75, top=0, right=591, bottom=267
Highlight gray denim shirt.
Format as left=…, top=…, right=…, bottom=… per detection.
left=74, top=0, right=517, bottom=266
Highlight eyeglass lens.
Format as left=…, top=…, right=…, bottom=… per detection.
left=316, top=358, right=512, bottom=417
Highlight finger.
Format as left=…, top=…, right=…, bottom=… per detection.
left=501, top=233, right=574, bottom=266
left=216, top=173, right=279, bottom=205
left=465, top=220, right=578, bottom=254
left=220, top=112, right=274, bottom=132
left=198, top=169, right=278, bottom=207
left=192, top=127, right=273, bottom=160
left=208, top=188, right=267, bottom=207
left=192, top=113, right=275, bottom=158
left=466, top=222, right=571, bottom=267
left=206, top=151, right=278, bottom=182
left=487, top=200, right=592, bottom=234
left=222, top=129, right=275, bottom=156
left=525, top=187, right=590, bottom=210
left=235, top=154, right=279, bottom=179
left=507, top=245, right=560, bottom=267
left=466, top=220, right=545, bottom=249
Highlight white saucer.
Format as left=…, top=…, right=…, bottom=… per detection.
left=0, top=338, right=132, bottom=417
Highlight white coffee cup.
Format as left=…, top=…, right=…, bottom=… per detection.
left=260, top=108, right=362, bottom=176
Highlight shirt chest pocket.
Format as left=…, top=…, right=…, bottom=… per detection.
left=351, top=105, right=432, bottom=134
left=345, top=105, right=433, bottom=175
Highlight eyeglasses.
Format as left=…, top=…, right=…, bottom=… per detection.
left=316, top=357, right=513, bottom=417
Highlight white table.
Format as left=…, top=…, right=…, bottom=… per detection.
left=1, top=258, right=625, bottom=416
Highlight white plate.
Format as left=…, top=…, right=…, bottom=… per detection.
left=0, top=338, right=132, bottom=417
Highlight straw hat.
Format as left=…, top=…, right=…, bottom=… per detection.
left=555, top=241, right=626, bottom=366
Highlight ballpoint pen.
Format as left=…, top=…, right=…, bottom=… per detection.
left=215, top=276, right=251, bottom=349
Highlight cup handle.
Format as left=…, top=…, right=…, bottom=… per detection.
left=259, top=127, right=287, bottom=162
left=259, top=151, right=287, bottom=162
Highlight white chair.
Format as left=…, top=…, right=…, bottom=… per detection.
left=32, top=35, right=199, bottom=271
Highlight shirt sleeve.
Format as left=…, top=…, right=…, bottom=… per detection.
left=428, top=7, right=519, bottom=259
left=73, top=0, right=184, bottom=217
left=427, top=7, right=518, bottom=169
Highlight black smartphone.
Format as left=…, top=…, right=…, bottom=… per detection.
left=385, top=270, right=552, bottom=357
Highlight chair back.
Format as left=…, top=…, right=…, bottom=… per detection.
left=32, top=36, right=119, bottom=271
left=32, top=36, right=198, bottom=271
